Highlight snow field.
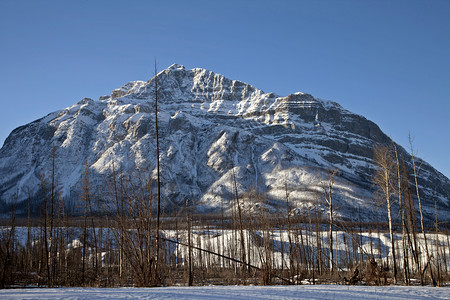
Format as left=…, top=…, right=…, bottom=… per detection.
left=0, top=285, right=448, bottom=299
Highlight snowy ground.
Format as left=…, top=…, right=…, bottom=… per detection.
left=0, top=285, right=448, bottom=300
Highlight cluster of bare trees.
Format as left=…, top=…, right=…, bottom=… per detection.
left=372, top=136, right=448, bottom=286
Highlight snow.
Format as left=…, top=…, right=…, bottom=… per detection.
left=0, top=285, right=448, bottom=299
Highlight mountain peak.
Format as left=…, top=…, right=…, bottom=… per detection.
left=166, top=63, right=185, bottom=71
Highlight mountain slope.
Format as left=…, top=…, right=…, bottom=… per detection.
left=1, top=64, right=449, bottom=222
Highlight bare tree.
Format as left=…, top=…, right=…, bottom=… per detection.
left=285, top=181, right=295, bottom=281
left=186, top=198, right=193, bottom=286
left=313, top=168, right=339, bottom=276
left=321, top=168, right=338, bottom=275
left=232, top=168, right=247, bottom=276
left=39, top=168, right=51, bottom=286
left=154, top=60, right=162, bottom=284
left=409, top=135, right=436, bottom=286
left=401, top=161, right=422, bottom=284
left=392, top=142, right=409, bottom=285
left=373, top=144, right=398, bottom=284
left=80, top=161, right=90, bottom=286
left=49, top=147, right=56, bottom=287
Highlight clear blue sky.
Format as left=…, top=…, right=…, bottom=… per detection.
left=1, top=0, right=449, bottom=178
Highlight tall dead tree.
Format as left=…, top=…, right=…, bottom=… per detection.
left=81, top=160, right=91, bottom=286
left=434, top=196, right=442, bottom=286
left=110, top=162, right=124, bottom=282
left=39, top=168, right=51, bottom=286
left=409, top=135, right=436, bottom=286
left=373, top=144, right=398, bottom=284
left=400, top=160, right=422, bottom=283
left=322, top=168, right=338, bottom=274
left=285, top=181, right=295, bottom=280
left=392, top=142, right=409, bottom=285
left=232, top=168, right=247, bottom=275
left=49, top=147, right=56, bottom=287
left=154, top=61, right=162, bottom=283
left=186, top=198, right=193, bottom=286
left=315, top=168, right=338, bottom=275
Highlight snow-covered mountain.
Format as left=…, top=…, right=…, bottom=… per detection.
left=1, top=64, right=449, bottom=222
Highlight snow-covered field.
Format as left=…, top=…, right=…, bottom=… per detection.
left=0, top=285, right=448, bottom=299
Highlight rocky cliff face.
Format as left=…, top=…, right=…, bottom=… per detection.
left=1, top=64, right=449, bottom=222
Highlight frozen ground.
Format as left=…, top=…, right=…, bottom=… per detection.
left=0, top=285, right=448, bottom=300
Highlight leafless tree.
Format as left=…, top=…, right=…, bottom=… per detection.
left=409, top=135, right=436, bottom=286
left=373, top=144, right=398, bottom=284
left=154, top=60, right=162, bottom=284
left=319, top=168, right=338, bottom=274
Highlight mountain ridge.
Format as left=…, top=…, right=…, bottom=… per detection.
left=0, top=64, right=449, bottom=223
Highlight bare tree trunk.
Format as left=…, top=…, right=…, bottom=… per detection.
left=232, top=168, right=247, bottom=276
left=110, top=162, right=123, bottom=283
left=327, top=170, right=337, bottom=275
left=285, top=182, right=294, bottom=281
left=154, top=61, right=162, bottom=284
left=318, top=169, right=337, bottom=275
left=186, top=198, right=193, bottom=286
left=86, top=165, right=98, bottom=284
left=40, top=169, right=51, bottom=287
left=403, top=164, right=422, bottom=284
left=314, top=197, right=322, bottom=278
left=373, top=145, right=398, bottom=284
left=434, top=197, right=441, bottom=286
left=49, top=147, right=56, bottom=287
left=81, top=161, right=90, bottom=286
left=27, top=190, right=32, bottom=275
left=409, top=135, right=436, bottom=286
left=392, top=143, right=410, bottom=285
left=387, top=193, right=398, bottom=284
